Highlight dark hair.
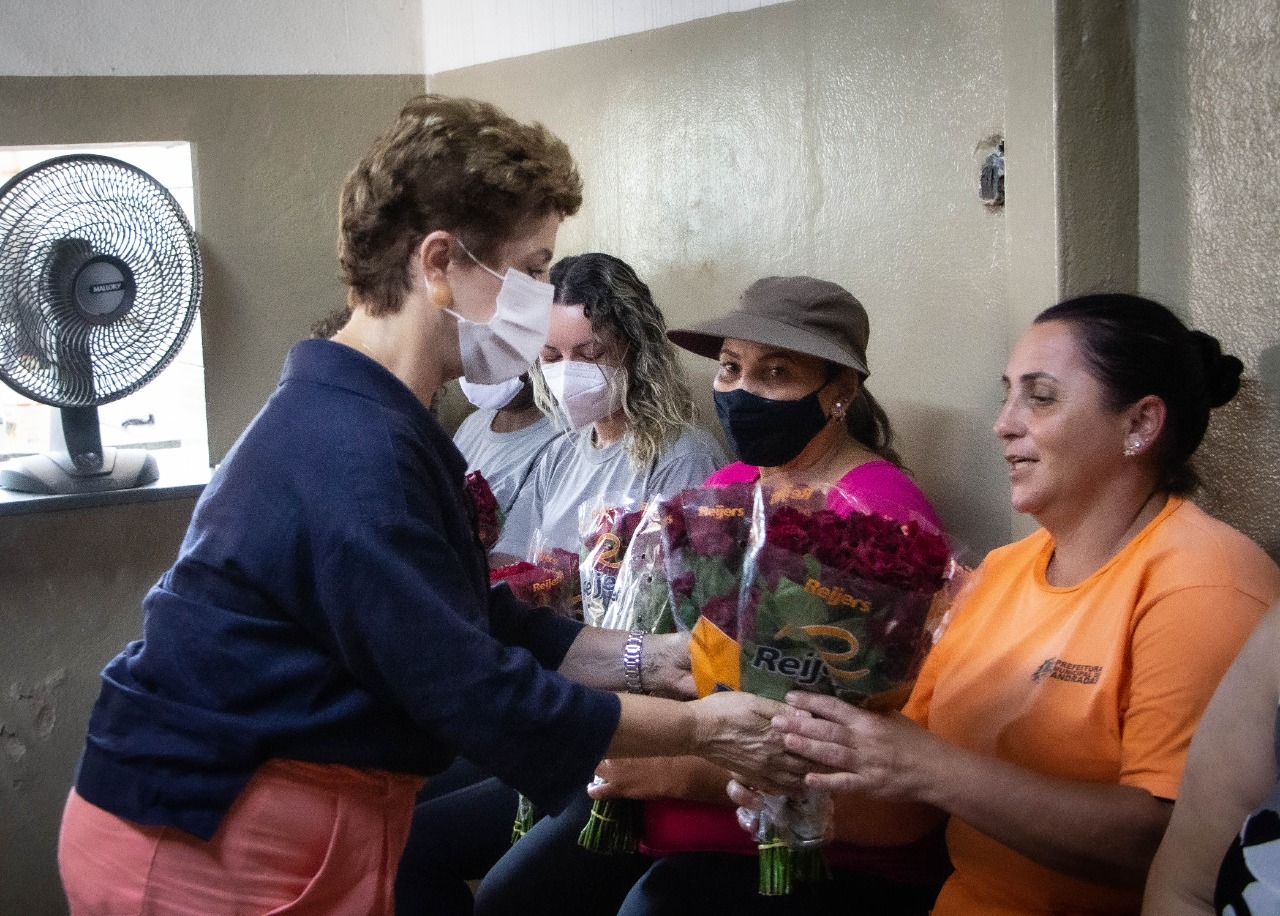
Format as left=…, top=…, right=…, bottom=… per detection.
left=338, top=94, right=582, bottom=316
left=1035, top=293, right=1244, bottom=494
left=310, top=305, right=351, bottom=339
left=824, top=363, right=903, bottom=468
left=541, top=253, right=695, bottom=470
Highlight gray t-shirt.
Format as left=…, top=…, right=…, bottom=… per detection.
left=452, top=409, right=564, bottom=516
left=494, top=425, right=726, bottom=557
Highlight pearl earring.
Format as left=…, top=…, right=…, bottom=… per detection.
left=427, top=280, right=452, bottom=310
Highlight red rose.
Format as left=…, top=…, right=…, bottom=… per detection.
left=491, top=560, right=565, bottom=608
left=700, top=592, right=739, bottom=640
left=465, top=471, right=502, bottom=550
left=659, top=497, right=688, bottom=549
left=670, top=571, right=697, bottom=601
left=764, top=506, right=812, bottom=554
left=491, top=561, right=537, bottom=583
left=618, top=509, right=646, bottom=545
left=754, top=542, right=808, bottom=589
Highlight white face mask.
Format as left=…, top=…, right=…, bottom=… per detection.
left=458, top=376, right=524, bottom=410
left=443, top=241, right=554, bottom=385
left=540, top=360, right=624, bottom=430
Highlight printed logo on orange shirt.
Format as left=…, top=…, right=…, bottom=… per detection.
left=1032, top=657, right=1102, bottom=685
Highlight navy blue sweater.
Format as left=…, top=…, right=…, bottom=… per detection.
left=75, top=340, right=620, bottom=840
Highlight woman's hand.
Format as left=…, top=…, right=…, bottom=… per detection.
left=589, top=756, right=734, bottom=804
left=686, top=691, right=809, bottom=798
left=608, top=693, right=807, bottom=800
left=643, top=631, right=695, bottom=699
left=589, top=758, right=676, bottom=800
left=775, top=691, right=939, bottom=801
left=778, top=691, right=1171, bottom=888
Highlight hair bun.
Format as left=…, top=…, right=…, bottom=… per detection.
left=1191, top=330, right=1244, bottom=408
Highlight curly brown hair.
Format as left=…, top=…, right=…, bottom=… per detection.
left=338, top=94, right=583, bottom=316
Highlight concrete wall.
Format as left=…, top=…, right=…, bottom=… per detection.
left=1137, top=0, right=1280, bottom=556
left=0, top=0, right=426, bottom=75
left=1, top=499, right=196, bottom=915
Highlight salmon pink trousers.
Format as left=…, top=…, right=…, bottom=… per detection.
left=59, top=759, right=425, bottom=915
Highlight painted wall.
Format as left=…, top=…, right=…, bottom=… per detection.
left=1137, top=0, right=1280, bottom=557
left=0, top=499, right=196, bottom=915
left=422, top=0, right=797, bottom=73
left=0, top=0, right=796, bottom=77
left=434, top=0, right=1014, bottom=559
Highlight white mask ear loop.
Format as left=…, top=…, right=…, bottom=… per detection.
left=444, top=237, right=509, bottom=327
left=453, top=236, right=506, bottom=283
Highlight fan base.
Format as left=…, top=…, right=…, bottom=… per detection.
left=0, top=448, right=160, bottom=495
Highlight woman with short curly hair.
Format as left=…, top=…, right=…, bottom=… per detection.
left=58, top=96, right=802, bottom=915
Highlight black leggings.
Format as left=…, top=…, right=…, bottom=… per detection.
left=395, top=768, right=518, bottom=916
left=475, top=790, right=943, bottom=916
left=475, top=788, right=650, bottom=916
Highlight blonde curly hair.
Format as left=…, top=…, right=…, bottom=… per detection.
left=534, top=253, right=697, bottom=471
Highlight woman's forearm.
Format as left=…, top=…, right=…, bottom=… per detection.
left=920, top=741, right=1172, bottom=889
left=557, top=627, right=628, bottom=690
left=783, top=695, right=1170, bottom=888
left=558, top=629, right=691, bottom=698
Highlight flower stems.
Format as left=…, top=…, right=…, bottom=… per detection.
left=758, top=827, right=830, bottom=896
left=511, top=793, right=540, bottom=845
left=577, top=797, right=640, bottom=854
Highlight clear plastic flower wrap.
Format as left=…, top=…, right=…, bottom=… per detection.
left=577, top=498, right=676, bottom=854
left=489, top=528, right=580, bottom=619
left=657, top=483, right=757, bottom=699
left=579, top=496, right=648, bottom=627
left=655, top=481, right=959, bottom=894
left=734, top=482, right=955, bottom=893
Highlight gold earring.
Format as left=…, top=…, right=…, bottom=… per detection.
left=427, top=281, right=452, bottom=310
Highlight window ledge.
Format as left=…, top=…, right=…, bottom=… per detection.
left=0, top=453, right=210, bottom=517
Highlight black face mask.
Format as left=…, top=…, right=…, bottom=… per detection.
left=713, top=385, right=830, bottom=468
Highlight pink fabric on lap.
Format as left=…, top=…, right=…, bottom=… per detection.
left=639, top=797, right=756, bottom=857
left=59, top=759, right=424, bottom=915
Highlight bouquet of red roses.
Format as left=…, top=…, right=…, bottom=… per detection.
left=660, top=481, right=956, bottom=894
left=488, top=548, right=580, bottom=618
left=657, top=483, right=757, bottom=697
left=577, top=499, right=678, bottom=854
left=734, top=483, right=954, bottom=894
left=738, top=483, right=951, bottom=706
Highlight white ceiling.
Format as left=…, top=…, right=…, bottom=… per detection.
left=0, top=0, right=797, bottom=76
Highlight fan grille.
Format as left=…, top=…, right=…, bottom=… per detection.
left=0, top=154, right=201, bottom=407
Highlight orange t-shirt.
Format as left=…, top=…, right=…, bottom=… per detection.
left=902, top=497, right=1280, bottom=915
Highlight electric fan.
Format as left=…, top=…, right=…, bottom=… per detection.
left=0, top=154, right=202, bottom=494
